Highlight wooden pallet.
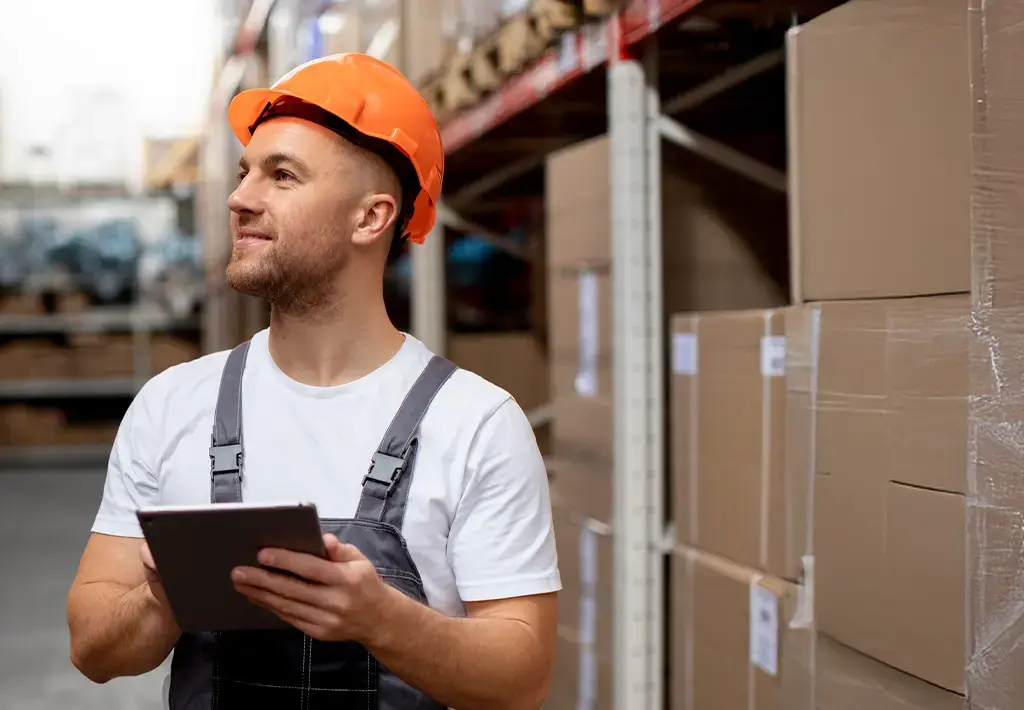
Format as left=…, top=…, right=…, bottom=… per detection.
left=0, top=290, right=92, bottom=316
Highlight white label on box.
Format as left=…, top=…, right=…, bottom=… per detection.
left=672, top=333, right=698, bottom=375
left=760, top=336, right=786, bottom=377
left=580, top=523, right=598, bottom=587
left=749, top=582, right=780, bottom=677
left=576, top=644, right=597, bottom=710
left=577, top=523, right=599, bottom=710
left=575, top=271, right=599, bottom=397
left=578, top=590, right=596, bottom=646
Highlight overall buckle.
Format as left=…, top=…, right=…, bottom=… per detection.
left=210, top=443, right=243, bottom=475
left=362, top=452, right=405, bottom=495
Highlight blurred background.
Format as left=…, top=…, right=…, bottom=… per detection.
left=0, top=0, right=1004, bottom=709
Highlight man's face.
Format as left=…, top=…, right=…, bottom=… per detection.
left=225, top=117, right=364, bottom=314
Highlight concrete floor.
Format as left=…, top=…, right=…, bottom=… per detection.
left=0, top=469, right=168, bottom=710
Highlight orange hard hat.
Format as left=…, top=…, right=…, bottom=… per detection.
left=227, top=53, right=444, bottom=245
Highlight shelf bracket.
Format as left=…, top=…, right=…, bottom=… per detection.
left=662, top=49, right=783, bottom=116
left=436, top=203, right=532, bottom=260
left=659, top=115, right=788, bottom=193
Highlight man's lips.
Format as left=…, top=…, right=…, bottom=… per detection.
left=235, top=228, right=273, bottom=245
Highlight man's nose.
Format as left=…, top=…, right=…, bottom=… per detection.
left=227, top=176, right=265, bottom=215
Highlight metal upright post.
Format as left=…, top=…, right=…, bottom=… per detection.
left=643, top=38, right=665, bottom=710
left=609, top=31, right=661, bottom=710
left=411, top=202, right=446, bottom=354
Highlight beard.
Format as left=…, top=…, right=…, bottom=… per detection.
left=225, top=236, right=345, bottom=317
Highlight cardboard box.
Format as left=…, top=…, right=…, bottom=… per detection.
left=812, top=635, right=964, bottom=710
left=448, top=332, right=549, bottom=413
left=551, top=507, right=614, bottom=710
left=670, top=546, right=811, bottom=710
left=786, top=0, right=970, bottom=302
left=792, top=295, right=969, bottom=693
left=968, top=0, right=1024, bottom=705
left=547, top=134, right=786, bottom=403
left=671, top=309, right=800, bottom=579
left=546, top=136, right=787, bottom=529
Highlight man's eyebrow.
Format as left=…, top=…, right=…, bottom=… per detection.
left=238, top=152, right=312, bottom=177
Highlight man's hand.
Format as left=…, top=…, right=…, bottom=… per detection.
left=231, top=534, right=388, bottom=643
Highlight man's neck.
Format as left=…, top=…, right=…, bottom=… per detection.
left=266, top=295, right=405, bottom=388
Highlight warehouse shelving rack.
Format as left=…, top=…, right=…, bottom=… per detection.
left=208, top=2, right=838, bottom=708
left=0, top=305, right=200, bottom=467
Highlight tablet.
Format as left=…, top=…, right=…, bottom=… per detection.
left=137, top=501, right=327, bottom=633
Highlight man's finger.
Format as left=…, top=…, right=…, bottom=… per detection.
left=327, top=542, right=367, bottom=564
left=235, top=584, right=328, bottom=628
left=232, top=565, right=329, bottom=605
left=257, top=548, right=338, bottom=585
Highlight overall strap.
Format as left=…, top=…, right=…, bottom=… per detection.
left=355, top=355, right=458, bottom=527
left=209, top=341, right=252, bottom=504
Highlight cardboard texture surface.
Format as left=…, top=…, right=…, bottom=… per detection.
left=786, top=0, right=970, bottom=302
left=811, top=635, right=965, bottom=710
left=669, top=547, right=811, bottom=710
left=790, top=295, right=969, bottom=693
left=671, top=310, right=799, bottom=579
left=968, top=0, right=1024, bottom=706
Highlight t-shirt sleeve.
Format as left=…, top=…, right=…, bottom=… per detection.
left=448, top=397, right=562, bottom=602
left=91, top=378, right=164, bottom=538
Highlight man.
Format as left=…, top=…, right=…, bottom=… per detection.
left=66, top=53, right=560, bottom=710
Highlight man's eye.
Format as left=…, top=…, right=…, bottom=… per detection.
left=274, top=170, right=295, bottom=182
left=236, top=171, right=247, bottom=183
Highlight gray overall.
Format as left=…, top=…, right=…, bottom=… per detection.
left=166, top=339, right=456, bottom=709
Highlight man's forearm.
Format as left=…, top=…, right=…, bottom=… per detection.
left=68, top=582, right=181, bottom=683
left=363, top=586, right=550, bottom=710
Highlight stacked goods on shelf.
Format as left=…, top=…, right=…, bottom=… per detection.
left=665, top=1, right=972, bottom=709
left=668, top=311, right=813, bottom=710
left=786, top=295, right=968, bottom=698
left=0, top=290, right=201, bottom=449
left=316, top=0, right=402, bottom=67
left=785, top=0, right=969, bottom=304
left=418, top=0, right=625, bottom=119
left=0, top=333, right=200, bottom=382
left=786, top=0, right=970, bottom=704
left=447, top=331, right=551, bottom=453
left=967, top=0, right=1024, bottom=704
left=545, top=132, right=787, bottom=707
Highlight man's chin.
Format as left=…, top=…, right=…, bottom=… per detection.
left=225, top=264, right=276, bottom=301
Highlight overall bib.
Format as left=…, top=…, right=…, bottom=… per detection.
left=166, top=339, right=456, bottom=710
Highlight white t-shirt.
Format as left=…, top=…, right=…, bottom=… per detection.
left=92, top=329, right=561, bottom=618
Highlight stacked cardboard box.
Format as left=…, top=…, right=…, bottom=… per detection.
left=665, top=0, right=974, bottom=708
left=546, top=134, right=787, bottom=708
left=967, top=0, right=1024, bottom=705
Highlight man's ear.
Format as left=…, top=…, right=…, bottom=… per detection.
left=351, top=193, right=399, bottom=249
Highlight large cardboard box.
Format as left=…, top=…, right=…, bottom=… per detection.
left=786, top=0, right=970, bottom=302
left=790, top=295, right=969, bottom=693
left=670, top=546, right=811, bottom=710
left=968, top=0, right=1024, bottom=705
left=671, top=309, right=801, bottom=580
